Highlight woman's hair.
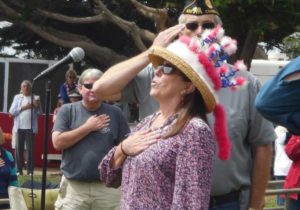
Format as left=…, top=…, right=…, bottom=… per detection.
left=0, top=127, right=4, bottom=146
left=78, top=68, right=103, bottom=85
left=165, top=76, right=207, bottom=138
left=65, top=69, right=77, bottom=79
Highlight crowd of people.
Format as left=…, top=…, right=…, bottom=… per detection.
left=1, top=0, right=299, bottom=210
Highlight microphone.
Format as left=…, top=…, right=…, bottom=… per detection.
left=33, top=47, right=85, bottom=81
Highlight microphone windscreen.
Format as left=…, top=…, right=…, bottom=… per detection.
left=69, top=47, right=85, bottom=62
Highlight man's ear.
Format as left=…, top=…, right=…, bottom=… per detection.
left=78, top=85, right=83, bottom=94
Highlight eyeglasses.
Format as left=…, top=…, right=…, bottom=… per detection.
left=68, top=76, right=76, bottom=79
left=83, top=83, right=93, bottom=89
left=186, top=21, right=215, bottom=31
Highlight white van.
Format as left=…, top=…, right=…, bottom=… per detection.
left=250, top=59, right=290, bottom=85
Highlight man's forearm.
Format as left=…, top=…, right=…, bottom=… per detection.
left=52, top=123, right=92, bottom=150
left=249, top=144, right=273, bottom=210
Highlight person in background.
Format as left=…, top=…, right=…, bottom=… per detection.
left=67, top=89, right=82, bottom=103
left=255, top=56, right=300, bottom=210
left=9, top=80, right=42, bottom=176
left=99, top=28, right=232, bottom=209
left=0, top=127, right=18, bottom=209
left=282, top=134, right=300, bottom=210
left=94, top=0, right=275, bottom=209
left=52, top=69, right=130, bottom=210
left=273, top=126, right=292, bottom=206
left=255, top=56, right=300, bottom=135
left=53, top=94, right=63, bottom=123
left=60, top=69, right=78, bottom=104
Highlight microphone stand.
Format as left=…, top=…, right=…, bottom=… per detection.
left=40, top=80, right=52, bottom=210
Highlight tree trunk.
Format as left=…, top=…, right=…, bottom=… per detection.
left=240, top=26, right=259, bottom=70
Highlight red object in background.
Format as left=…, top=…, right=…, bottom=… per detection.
left=0, top=112, right=61, bottom=168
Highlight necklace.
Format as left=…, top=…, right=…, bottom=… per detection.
left=150, top=112, right=179, bottom=131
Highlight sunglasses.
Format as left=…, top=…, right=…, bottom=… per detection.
left=157, top=64, right=175, bottom=74
left=83, top=83, right=93, bottom=89
left=69, top=76, right=76, bottom=79
left=186, top=21, right=215, bottom=31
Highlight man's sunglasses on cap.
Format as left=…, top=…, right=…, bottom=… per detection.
left=186, top=21, right=215, bottom=31
left=83, top=83, right=93, bottom=89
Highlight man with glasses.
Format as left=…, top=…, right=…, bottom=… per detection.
left=52, top=68, right=130, bottom=210
left=93, top=1, right=275, bottom=209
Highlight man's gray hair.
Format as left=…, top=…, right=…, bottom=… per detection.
left=178, top=14, right=223, bottom=25
left=78, top=68, right=103, bottom=85
left=21, top=80, right=32, bottom=88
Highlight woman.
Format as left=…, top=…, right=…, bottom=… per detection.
left=59, top=69, right=78, bottom=104
left=0, top=127, right=18, bottom=209
left=99, top=29, right=236, bottom=209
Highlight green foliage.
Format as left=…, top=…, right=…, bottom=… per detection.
left=214, top=0, right=300, bottom=54
left=282, top=32, right=300, bottom=59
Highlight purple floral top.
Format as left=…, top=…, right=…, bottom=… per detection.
left=99, top=114, right=216, bottom=210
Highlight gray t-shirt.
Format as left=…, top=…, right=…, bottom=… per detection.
left=53, top=101, right=130, bottom=181
left=208, top=70, right=276, bottom=196
left=122, top=65, right=159, bottom=120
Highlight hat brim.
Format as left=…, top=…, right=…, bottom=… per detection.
left=149, top=46, right=216, bottom=113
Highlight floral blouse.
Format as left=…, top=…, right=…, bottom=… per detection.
left=99, top=113, right=216, bottom=210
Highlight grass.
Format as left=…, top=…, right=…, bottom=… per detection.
left=265, top=195, right=278, bottom=208
left=18, top=168, right=62, bottom=187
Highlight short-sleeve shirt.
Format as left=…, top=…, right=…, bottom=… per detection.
left=53, top=101, right=130, bottom=181
left=122, top=65, right=159, bottom=120
left=208, top=70, right=276, bottom=195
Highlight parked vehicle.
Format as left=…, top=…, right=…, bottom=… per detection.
left=250, top=59, right=290, bottom=85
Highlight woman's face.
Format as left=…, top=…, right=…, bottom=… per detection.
left=150, top=62, right=191, bottom=102
left=66, top=73, right=76, bottom=85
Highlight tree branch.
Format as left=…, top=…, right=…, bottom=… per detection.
left=95, top=0, right=157, bottom=50
left=129, top=0, right=168, bottom=31
left=35, top=8, right=107, bottom=24
left=23, top=21, right=127, bottom=67
left=0, top=0, right=21, bottom=18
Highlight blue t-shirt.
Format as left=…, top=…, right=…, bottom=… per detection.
left=0, top=148, right=18, bottom=198
left=255, top=56, right=300, bottom=135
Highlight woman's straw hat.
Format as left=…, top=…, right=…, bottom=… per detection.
left=149, top=41, right=216, bottom=113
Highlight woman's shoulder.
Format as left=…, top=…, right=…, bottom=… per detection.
left=184, top=117, right=211, bottom=132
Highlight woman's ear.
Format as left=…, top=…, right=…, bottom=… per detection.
left=185, top=83, right=196, bottom=94
left=180, top=83, right=196, bottom=95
